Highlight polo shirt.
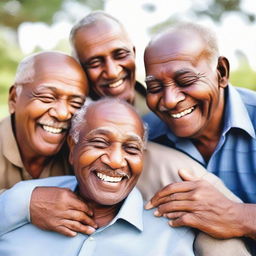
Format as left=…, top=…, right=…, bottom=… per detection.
left=0, top=176, right=195, bottom=256
left=143, top=85, right=256, bottom=203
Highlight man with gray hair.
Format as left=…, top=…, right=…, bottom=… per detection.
left=0, top=51, right=96, bottom=234
left=143, top=22, right=256, bottom=251
left=0, top=98, right=197, bottom=256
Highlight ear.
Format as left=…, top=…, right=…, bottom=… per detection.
left=133, top=46, right=136, bottom=57
left=67, top=135, right=75, bottom=165
left=217, top=56, right=230, bottom=88
left=8, top=85, right=18, bottom=114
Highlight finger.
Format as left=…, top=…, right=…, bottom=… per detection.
left=62, top=220, right=96, bottom=235
left=66, top=196, right=94, bottom=216
left=65, top=210, right=98, bottom=228
left=168, top=213, right=197, bottom=229
left=157, top=200, right=195, bottom=215
left=55, top=225, right=78, bottom=237
left=164, top=211, right=186, bottom=219
left=146, top=182, right=198, bottom=209
left=178, top=168, right=201, bottom=181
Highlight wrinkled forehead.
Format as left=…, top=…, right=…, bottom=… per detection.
left=30, top=54, right=87, bottom=89
left=145, top=30, right=205, bottom=66
left=75, top=19, right=132, bottom=47
left=84, top=101, right=144, bottom=139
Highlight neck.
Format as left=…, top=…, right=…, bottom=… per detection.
left=76, top=190, right=122, bottom=228
left=21, top=153, right=50, bottom=178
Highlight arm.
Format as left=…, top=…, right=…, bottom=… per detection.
left=0, top=176, right=97, bottom=236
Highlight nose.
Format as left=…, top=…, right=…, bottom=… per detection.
left=101, top=144, right=127, bottom=169
left=160, top=86, right=185, bottom=110
left=103, top=58, right=122, bottom=79
left=49, top=100, right=72, bottom=121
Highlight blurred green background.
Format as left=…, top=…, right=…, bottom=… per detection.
left=1, top=0, right=256, bottom=119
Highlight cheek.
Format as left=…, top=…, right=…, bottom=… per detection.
left=128, top=156, right=143, bottom=176
left=146, top=94, right=159, bottom=110
left=77, top=149, right=103, bottom=167
left=87, top=69, right=101, bottom=84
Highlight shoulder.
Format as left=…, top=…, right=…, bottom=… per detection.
left=142, top=112, right=168, bottom=139
left=234, top=86, right=256, bottom=125
left=17, top=176, right=77, bottom=190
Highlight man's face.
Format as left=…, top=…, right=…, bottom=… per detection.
left=73, top=19, right=136, bottom=104
left=144, top=31, right=226, bottom=139
left=69, top=101, right=144, bottom=206
left=10, top=54, right=88, bottom=157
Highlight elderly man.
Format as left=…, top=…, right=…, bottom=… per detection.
left=143, top=22, right=256, bottom=248
left=0, top=51, right=99, bottom=235
left=0, top=51, right=88, bottom=191
left=0, top=98, right=196, bottom=256
left=1, top=12, right=251, bottom=255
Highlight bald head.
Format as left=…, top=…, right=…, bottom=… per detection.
left=144, top=22, right=219, bottom=70
left=70, top=11, right=131, bottom=51
left=15, top=51, right=88, bottom=94
left=70, top=98, right=147, bottom=146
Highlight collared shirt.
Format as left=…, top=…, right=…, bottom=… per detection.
left=143, top=85, right=256, bottom=203
left=0, top=176, right=195, bottom=256
left=0, top=116, right=71, bottom=193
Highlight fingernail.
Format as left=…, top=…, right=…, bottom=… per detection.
left=168, top=220, right=173, bottom=226
left=154, top=210, right=161, bottom=217
left=145, top=201, right=153, bottom=210
left=87, top=227, right=96, bottom=234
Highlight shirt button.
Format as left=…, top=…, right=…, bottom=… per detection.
left=88, top=237, right=94, bottom=241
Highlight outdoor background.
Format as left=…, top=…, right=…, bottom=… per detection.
left=0, top=0, right=256, bottom=119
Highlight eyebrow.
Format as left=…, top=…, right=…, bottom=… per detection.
left=145, top=75, right=157, bottom=83
left=86, top=127, right=144, bottom=146
left=145, top=68, right=196, bottom=83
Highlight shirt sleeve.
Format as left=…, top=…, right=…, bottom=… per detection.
left=0, top=176, right=76, bottom=236
left=0, top=181, right=35, bottom=235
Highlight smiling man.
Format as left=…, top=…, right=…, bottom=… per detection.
left=0, top=51, right=88, bottom=190
left=0, top=98, right=196, bottom=256
left=0, top=51, right=100, bottom=236
left=143, top=22, right=256, bottom=249
left=70, top=11, right=147, bottom=114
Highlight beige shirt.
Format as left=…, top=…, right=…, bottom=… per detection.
left=0, top=116, right=71, bottom=193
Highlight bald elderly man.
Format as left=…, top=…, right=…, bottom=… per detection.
left=0, top=51, right=88, bottom=191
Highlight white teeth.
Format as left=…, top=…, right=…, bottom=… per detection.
left=96, top=172, right=123, bottom=183
left=171, top=107, right=194, bottom=119
left=108, top=79, right=123, bottom=88
left=42, top=125, right=62, bottom=134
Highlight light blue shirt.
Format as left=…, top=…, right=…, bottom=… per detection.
left=143, top=85, right=256, bottom=203
left=0, top=176, right=195, bottom=256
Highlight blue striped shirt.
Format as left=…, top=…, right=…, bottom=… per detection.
left=143, top=85, right=256, bottom=203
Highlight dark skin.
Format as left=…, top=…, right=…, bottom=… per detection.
left=68, top=100, right=144, bottom=227
left=8, top=52, right=98, bottom=236
left=27, top=15, right=140, bottom=237
left=73, top=16, right=136, bottom=104
left=144, top=29, right=256, bottom=240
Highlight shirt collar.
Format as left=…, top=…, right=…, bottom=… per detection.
left=2, top=116, right=23, bottom=168
left=223, top=85, right=255, bottom=138
left=108, top=187, right=144, bottom=232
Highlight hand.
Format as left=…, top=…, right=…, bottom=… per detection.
left=30, top=187, right=97, bottom=237
left=145, top=169, right=244, bottom=239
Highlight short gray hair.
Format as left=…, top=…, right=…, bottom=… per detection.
left=13, top=53, right=37, bottom=95
left=69, top=11, right=128, bottom=60
left=69, top=98, right=148, bottom=148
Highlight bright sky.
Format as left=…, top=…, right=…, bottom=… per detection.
left=17, top=0, right=256, bottom=77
